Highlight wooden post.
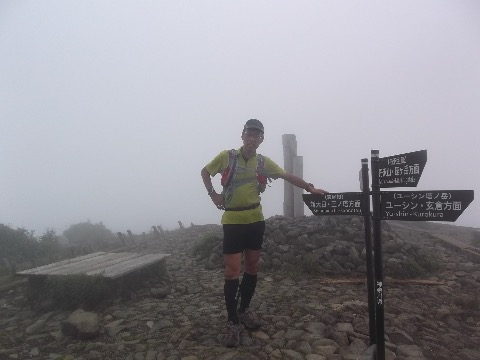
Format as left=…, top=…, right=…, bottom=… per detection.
left=361, top=158, right=376, bottom=345
left=127, top=230, right=136, bottom=245
left=293, top=155, right=304, bottom=217
left=371, top=149, right=385, bottom=360
left=282, top=134, right=297, bottom=217
left=117, top=232, right=126, bottom=245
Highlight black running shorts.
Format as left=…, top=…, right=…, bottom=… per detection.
left=222, top=221, right=266, bottom=254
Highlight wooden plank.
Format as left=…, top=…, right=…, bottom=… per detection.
left=45, top=252, right=144, bottom=276
left=87, top=253, right=170, bottom=278
left=17, top=252, right=131, bottom=276
left=16, top=252, right=170, bottom=279
left=16, top=252, right=108, bottom=276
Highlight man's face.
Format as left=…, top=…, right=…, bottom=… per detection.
left=242, top=129, right=264, bottom=151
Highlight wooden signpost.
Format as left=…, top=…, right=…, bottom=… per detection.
left=303, top=149, right=474, bottom=360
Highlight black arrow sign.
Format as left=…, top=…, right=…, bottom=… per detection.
left=380, top=190, right=474, bottom=221
left=379, top=150, right=427, bottom=188
left=303, top=192, right=365, bottom=216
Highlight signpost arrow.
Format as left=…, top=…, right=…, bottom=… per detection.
left=303, top=192, right=365, bottom=216
left=379, top=149, right=427, bottom=188
left=381, top=190, right=474, bottom=221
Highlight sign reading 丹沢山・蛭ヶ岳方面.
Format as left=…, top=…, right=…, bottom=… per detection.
left=378, top=150, right=427, bottom=188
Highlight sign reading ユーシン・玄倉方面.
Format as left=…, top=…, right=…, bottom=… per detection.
left=380, top=190, right=474, bottom=222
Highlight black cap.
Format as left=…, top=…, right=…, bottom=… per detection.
left=244, top=119, right=264, bottom=133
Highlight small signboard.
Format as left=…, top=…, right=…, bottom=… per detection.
left=380, top=190, right=474, bottom=222
left=303, top=192, right=365, bottom=216
left=379, top=150, right=427, bottom=188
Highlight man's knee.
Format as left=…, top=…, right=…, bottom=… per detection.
left=224, top=266, right=241, bottom=279
left=224, top=254, right=242, bottom=279
left=244, top=250, right=261, bottom=274
left=244, top=259, right=260, bottom=274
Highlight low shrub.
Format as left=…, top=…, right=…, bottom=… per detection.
left=471, top=231, right=480, bottom=247
left=402, top=258, right=425, bottom=278
left=454, top=294, right=479, bottom=311
left=396, top=251, right=443, bottom=278
left=415, top=251, right=443, bottom=273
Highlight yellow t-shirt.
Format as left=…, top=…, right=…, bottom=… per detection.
left=205, top=148, right=286, bottom=224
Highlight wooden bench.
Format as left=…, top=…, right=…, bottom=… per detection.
left=16, top=252, right=170, bottom=279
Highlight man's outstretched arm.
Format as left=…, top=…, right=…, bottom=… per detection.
left=279, top=172, right=328, bottom=195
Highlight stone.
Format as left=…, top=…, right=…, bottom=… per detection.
left=296, top=341, right=313, bottom=355
left=282, top=349, right=304, bottom=360
left=335, top=323, right=354, bottom=333
left=396, top=344, right=424, bottom=357
left=62, top=309, right=100, bottom=340
left=387, top=328, right=414, bottom=345
left=313, top=345, right=337, bottom=356
left=305, top=355, right=326, bottom=360
left=151, top=287, right=171, bottom=299
left=252, top=331, right=270, bottom=340
left=304, top=322, right=327, bottom=336
left=284, top=329, right=306, bottom=339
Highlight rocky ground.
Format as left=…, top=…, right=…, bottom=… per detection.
left=0, top=216, right=479, bottom=360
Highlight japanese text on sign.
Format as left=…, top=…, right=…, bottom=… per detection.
left=385, top=192, right=462, bottom=212
left=303, top=193, right=365, bottom=216
left=376, top=281, right=383, bottom=305
left=378, top=150, right=427, bottom=188
left=380, top=190, right=474, bottom=222
left=379, top=164, right=420, bottom=178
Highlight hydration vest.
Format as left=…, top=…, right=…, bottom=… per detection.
left=220, top=149, right=270, bottom=196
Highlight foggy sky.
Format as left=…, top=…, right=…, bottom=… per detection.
left=1, top=1, right=479, bottom=236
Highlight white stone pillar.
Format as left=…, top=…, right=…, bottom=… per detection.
left=293, top=155, right=304, bottom=217
left=282, top=134, right=297, bottom=217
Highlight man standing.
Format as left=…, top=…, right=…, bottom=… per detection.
left=201, top=119, right=327, bottom=347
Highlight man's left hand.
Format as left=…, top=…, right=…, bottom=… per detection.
left=308, top=186, right=328, bottom=195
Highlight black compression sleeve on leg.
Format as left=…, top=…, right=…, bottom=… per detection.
left=238, top=272, right=257, bottom=313
left=224, top=279, right=240, bottom=323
